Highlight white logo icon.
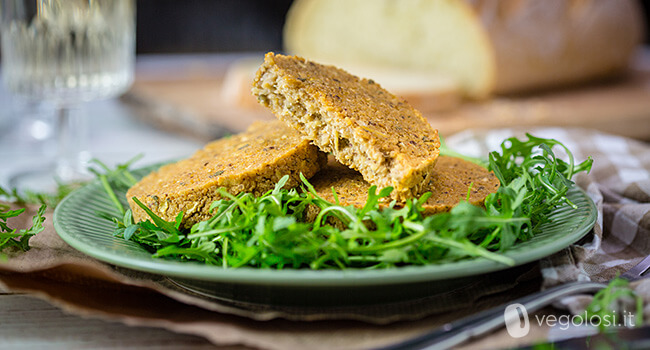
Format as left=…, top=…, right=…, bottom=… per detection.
left=504, top=303, right=530, bottom=338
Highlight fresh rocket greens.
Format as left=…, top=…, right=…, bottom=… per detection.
left=0, top=157, right=143, bottom=254
left=579, top=277, right=644, bottom=331
left=101, top=134, right=593, bottom=269
left=0, top=181, right=77, bottom=209
left=0, top=186, right=47, bottom=253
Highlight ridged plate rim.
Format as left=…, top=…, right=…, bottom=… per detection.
left=53, top=171, right=597, bottom=287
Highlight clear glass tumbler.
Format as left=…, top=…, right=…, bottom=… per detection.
left=1, top=0, right=135, bottom=190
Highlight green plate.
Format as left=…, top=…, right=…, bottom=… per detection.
left=53, top=172, right=597, bottom=305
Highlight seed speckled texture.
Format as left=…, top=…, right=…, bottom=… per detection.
left=252, top=52, right=441, bottom=200
left=309, top=156, right=500, bottom=216
left=127, top=120, right=327, bottom=228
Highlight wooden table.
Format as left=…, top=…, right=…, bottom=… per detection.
left=0, top=289, right=223, bottom=349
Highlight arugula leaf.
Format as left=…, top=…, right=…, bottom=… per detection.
left=0, top=181, right=77, bottom=209
left=0, top=155, right=145, bottom=255
left=89, top=156, right=142, bottom=215
left=100, top=134, right=592, bottom=270
left=439, top=137, right=488, bottom=168
left=0, top=201, right=46, bottom=253
left=578, top=277, right=644, bottom=332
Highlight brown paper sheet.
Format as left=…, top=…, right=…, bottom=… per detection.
left=0, top=204, right=545, bottom=349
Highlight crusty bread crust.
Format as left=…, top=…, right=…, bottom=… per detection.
left=471, top=0, right=645, bottom=94
left=252, top=52, right=441, bottom=200
left=284, top=0, right=644, bottom=97
left=127, top=120, right=326, bottom=228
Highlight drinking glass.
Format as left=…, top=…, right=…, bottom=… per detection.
left=1, top=0, right=135, bottom=190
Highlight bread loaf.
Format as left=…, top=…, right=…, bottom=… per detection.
left=284, top=0, right=645, bottom=98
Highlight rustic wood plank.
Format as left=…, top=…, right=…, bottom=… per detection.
left=0, top=294, right=234, bottom=349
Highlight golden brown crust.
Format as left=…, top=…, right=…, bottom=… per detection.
left=421, top=156, right=500, bottom=214
left=252, top=52, right=441, bottom=201
left=126, top=120, right=327, bottom=228
left=308, top=156, right=500, bottom=216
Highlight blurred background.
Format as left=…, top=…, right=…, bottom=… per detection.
left=136, top=0, right=649, bottom=54
left=1, top=0, right=650, bottom=169
left=0, top=0, right=648, bottom=56
left=135, top=0, right=294, bottom=54
left=130, top=0, right=650, bottom=143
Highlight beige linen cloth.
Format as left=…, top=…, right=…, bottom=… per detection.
left=1, top=127, right=649, bottom=349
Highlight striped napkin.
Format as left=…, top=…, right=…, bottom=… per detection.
left=447, top=127, right=650, bottom=319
